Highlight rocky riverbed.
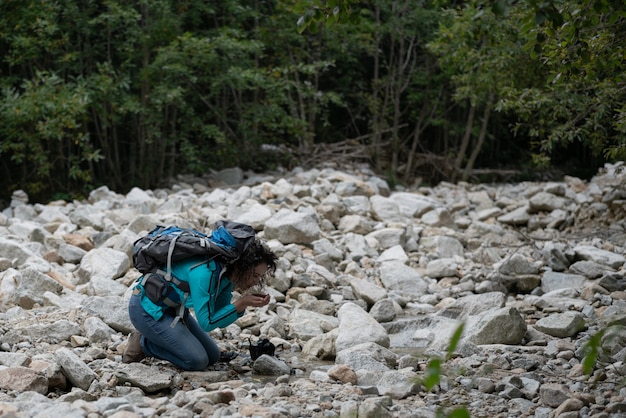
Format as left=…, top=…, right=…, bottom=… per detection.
left=0, top=162, right=625, bottom=418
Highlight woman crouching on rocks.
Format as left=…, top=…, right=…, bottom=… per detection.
left=123, top=236, right=277, bottom=370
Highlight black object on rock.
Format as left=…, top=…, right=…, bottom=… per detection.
left=249, top=338, right=275, bottom=360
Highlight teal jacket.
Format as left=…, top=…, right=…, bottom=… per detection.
left=133, top=257, right=242, bottom=331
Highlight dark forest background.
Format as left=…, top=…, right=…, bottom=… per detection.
left=1, top=0, right=624, bottom=203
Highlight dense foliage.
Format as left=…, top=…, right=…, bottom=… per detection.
left=0, top=0, right=624, bottom=203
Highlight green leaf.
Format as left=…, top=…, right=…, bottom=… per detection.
left=423, top=358, right=442, bottom=391
left=473, top=10, right=485, bottom=20
left=491, top=0, right=510, bottom=16
left=447, top=408, right=472, bottom=418
left=446, top=323, right=464, bottom=360
left=582, top=330, right=604, bottom=375
left=534, top=11, right=545, bottom=25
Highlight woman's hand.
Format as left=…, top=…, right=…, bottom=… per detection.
left=233, top=294, right=270, bottom=313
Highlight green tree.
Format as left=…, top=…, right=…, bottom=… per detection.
left=0, top=1, right=103, bottom=197
left=0, top=72, right=96, bottom=195
left=259, top=0, right=347, bottom=154
left=296, top=0, right=361, bottom=33
left=301, top=0, right=453, bottom=184
left=427, top=1, right=542, bottom=181
left=1, top=0, right=621, bottom=203
left=370, top=0, right=447, bottom=183
left=501, top=0, right=626, bottom=165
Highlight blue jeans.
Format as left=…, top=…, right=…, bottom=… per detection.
left=128, top=294, right=220, bottom=370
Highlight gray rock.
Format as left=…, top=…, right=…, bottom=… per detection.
left=369, top=195, right=403, bottom=223
left=498, top=253, right=539, bottom=275
left=0, top=164, right=624, bottom=418
left=15, top=268, right=64, bottom=309
left=421, top=207, right=455, bottom=228
left=252, top=354, right=293, bottom=375
left=377, top=244, right=409, bottom=263
left=83, top=316, right=116, bottom=344
left=0, top=366, right=48, bottom=394
left=81, top=295, right=134, bottom=333
left=597, top=300, right=626, bottom=327
left=466, top=307, right=527, bottom=345
left=342, top=195, right=371, bottom=216
left=337, top=342, right=397, bottom=372
left=378, top=261, right=428, bottom=298
left=338, top=214, right=374, bottom=234
left=542, top=242, right=572, bottom=272
left=287, top=308, right=338, bottom=341
left=529, top=191, right=567, bottom=212
left=75, top=247, right=131, bottom=285
left=124, top=187, right=155, bottom=207
left=597, top=272, right=626, bottom=292
left=426, top=258, right=459, bottom=278
left=574, top=244, right=626, bottom=269
left=419, top=235, right=464, bottom=258
left=534, top=311, right=586, bottom=338
left=312, top=238, right=344, bottom=261
left=389, top=192, right=441, bottom=218
left=55, top=348, right=98, bottom=391
left=301, top=328, right=338, bottom=360
left=335, top=302, right=390, bottom=351
left=0, top=352, right=30, bottom=367
left=264, top=209, right=321, bottom=244
left=497, top=205, right=531, bottom=225
left=369, top=298, right=398, bottom=323
left=0, top=238, right=35, bottom=266
left=569, top=260, right=608, bottom=279
left=350, top=277, right=388, bottom=306
left=344, top=232, right=378, bottom=259
left=4, top=319, right=81, bottom=345
left=358, top=396, right=395, bottom=418
left=385, top=315, right=463, bottom=352
left=539, top=383, right=571, bottom=408
left=56, top=243, right=87, bottom=264
left=114, top=362, right=174, bottom=392
left=340, top=400, right=359, bottom=418
left=438, top=291, right=506, bottom=319
left=367, top=228, right=407, bottom=250
left=473, top=207, right=503, bottom=221
left=375, top=368, right=420, bottom=399
left=233, top=203, right=274, bottom=229
left=541, top=270, right=587, bottom=293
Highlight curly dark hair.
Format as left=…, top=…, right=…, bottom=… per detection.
left=228, top=239, right=277, bottom=290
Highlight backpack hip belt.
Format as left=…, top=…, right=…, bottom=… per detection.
left=140, top=269, right=190, bottom=327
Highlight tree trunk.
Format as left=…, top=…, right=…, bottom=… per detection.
left=137, top=1, right=150, bottom=189
left=403, top=104, right=428, bottom=183
left=371, top=4, right=382, bottom=171
left=452, top=103, right=476, bottom=182
left=462, top=94, right=494, bottom=182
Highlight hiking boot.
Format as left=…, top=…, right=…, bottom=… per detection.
left=122, top=331, right=146, bottom=363
left=218, top=351, right=238, bottom=363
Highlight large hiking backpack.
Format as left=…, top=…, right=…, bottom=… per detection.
left=133, top=220, right=256, bottom=275
left=132, top=220, right=256, bottom=326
